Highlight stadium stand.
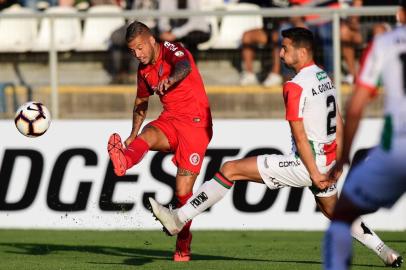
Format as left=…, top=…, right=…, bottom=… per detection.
left=32, top=6, right=81, bottom=51
left=77, top=5, right=125, bottom=51
left=0, top=3, right=396, bottom=120
left=0, top=5, right=37, bottom=52
left=211, top=2, right=263, bottom=49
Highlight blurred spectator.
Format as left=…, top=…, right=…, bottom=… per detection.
left=158, top=0, right=211, bottom=59
left=0, top=0, right=19, bottom=10
left=239, top=0, right=289, bottom=87
left=18, top=0, right=57, bottom=10
left=341, top=0, right=397, bottom=84
left=359, top=0, right=398, bottom=41
left=340, top=0, right=362, bottom=84
left=91, top=0, right=124, bottom=6
left=290, top=0, right=342, bottom=77
left=107, top=0, right=158, bottom=84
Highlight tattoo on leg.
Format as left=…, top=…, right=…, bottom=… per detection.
left=177, top=168, right=199, bottom=176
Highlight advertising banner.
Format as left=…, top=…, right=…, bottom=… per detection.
left=0, top=119, right=404, bottom=230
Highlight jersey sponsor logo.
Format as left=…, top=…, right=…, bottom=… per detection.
left=278, top=160, right=301, bottom=167
left=163, top=41, right=178, bottom=51
left=189, top=153, right=200, bottom=166
left=189, top=192, right=208, bottom=208
left=174, top=51, right=184, bottom=57
left=316, top=71, right=327, bottom=81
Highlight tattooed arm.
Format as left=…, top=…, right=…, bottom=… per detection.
left=156, top=59, right=191, bottom=95
left=124, top=96, right=149, bottom=147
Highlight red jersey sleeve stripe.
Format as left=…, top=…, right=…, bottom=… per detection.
left=283, top=82, right=303, bottom=121
left=355, top=80, right=379, bottom=98
left=356, top=42, right=378, bottom=97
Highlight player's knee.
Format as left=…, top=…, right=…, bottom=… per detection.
left=220, top=161, right=238, bottom=181
left=242, top=32, right=254, bottom=44
left=331, top=193, right=363, bottom=223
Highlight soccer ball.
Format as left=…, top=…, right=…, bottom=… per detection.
left=14, top=101, right=51, bottom=137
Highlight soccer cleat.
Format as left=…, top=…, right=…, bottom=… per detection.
left=148, top=197, right=184, bottom=236
left=379, top=245, right=403, bottom=268
left=107, top=133, right=127, bottom=176
left=173, top=233, right=192, bottom=262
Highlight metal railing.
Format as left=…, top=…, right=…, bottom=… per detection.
left=0, top=6, right=399, bottom=118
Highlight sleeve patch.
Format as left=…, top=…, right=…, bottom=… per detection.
left=174, top=51, right=184, bottom=57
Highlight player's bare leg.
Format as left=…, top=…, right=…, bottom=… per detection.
left=318, top=194, right=403, bottom=269
left=149, top=156, right=263, bottom=236
left=108, top=125, right=170, bottom=176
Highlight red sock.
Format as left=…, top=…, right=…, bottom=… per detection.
left=176, top=192, right=193, bottom=240
left=124, top=137, right=149, bottom=168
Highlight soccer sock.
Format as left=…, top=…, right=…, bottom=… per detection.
left=177, top=172, right=234, bottom=224
left=176, top=192, right=193, bottom=240
left=350, top=218, right=385, bottom=256
left=124, top=137, right=149, bottom=168
left=324, top=221, right=352, bottom=270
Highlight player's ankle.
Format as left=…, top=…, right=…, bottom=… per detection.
left=124, top=137, right=149, bottom=167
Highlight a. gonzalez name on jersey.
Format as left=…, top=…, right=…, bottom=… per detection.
left=312, top=81, right=335, bottom=96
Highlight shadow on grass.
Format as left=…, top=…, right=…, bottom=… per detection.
left=0, top=243, right=391, bottom=268
left=0, top=242, right=271, bottom=266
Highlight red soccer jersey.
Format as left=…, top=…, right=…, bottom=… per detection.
left=136, top=41, right=212, bottom=128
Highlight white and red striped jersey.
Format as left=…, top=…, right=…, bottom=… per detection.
left=357, top=26, right=406, bottom=149
left=283, top=63, right=338, bottom=163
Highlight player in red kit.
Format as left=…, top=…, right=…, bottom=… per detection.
left=107, top=21, right=212, bottom=262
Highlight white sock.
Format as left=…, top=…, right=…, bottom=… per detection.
left=324, top=221, right=352, bottom=270
left=177, top=172, right=233, bottom=224
left=351, top=218, right=385, bottom=256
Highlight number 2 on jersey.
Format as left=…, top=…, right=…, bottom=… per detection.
left=400, top=53, right=406, bottom=95
left=326, top=95, right=336, bottom=136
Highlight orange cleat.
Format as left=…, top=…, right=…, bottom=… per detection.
left=107, top=133, right=127, bottom=176
left=173, top=233, right=192, bottom=262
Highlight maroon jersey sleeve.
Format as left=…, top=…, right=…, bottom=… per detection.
left=136, top=69, right=153, bottom=98
left=162, top=41, right=189, bottom=67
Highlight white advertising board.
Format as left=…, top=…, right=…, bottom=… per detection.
left=0, top=119, right=404, bottom=230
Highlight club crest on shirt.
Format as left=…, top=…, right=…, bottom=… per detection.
left=189, top=153, right=200, bottom=166
left=175, top=51, right=184, bottom=57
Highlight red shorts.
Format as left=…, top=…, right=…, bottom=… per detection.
left=148, top=116, right=212, bottom=174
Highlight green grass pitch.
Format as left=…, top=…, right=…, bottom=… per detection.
left=0, top=230, right=404, bottom=270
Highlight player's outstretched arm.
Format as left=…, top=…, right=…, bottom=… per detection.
left=157, top=59, right=191, bottom=95
left=289, top=120, right=330, bottom=190
left=125, top=96, right=149, bottom=147
left=341, top=86, right=372, bottom=166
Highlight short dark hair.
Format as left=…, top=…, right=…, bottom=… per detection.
left=281, top=27, right=315, bottom=55
left=126, top=21, right=153, bottom=43
left=401, top=0, right=406, bottom=9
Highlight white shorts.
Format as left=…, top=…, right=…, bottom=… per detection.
left=257, top=153, right=337, bottom=197
left=343, top=145, right=406, bottom=211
